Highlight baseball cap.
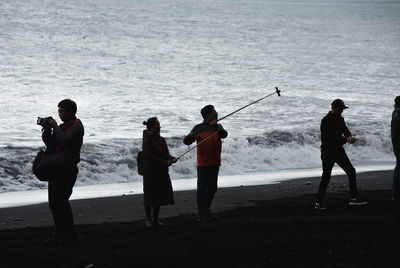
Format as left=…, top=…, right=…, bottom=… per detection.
left=331, top=99, right=348, bottom=109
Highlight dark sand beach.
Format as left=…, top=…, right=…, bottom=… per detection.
left=1, top=170, right=399, bottom=267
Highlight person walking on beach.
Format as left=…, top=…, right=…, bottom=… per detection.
left=42, top=99, right=84, bottom=244
left=184, top=105, right=228, bottom=222
left=314, top=99, right=367, bottom=210
left=391, top=96, right=400, bottom=201
left=142, top=117, right=177, bottom=227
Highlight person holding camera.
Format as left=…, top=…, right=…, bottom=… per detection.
left=184, top=105, right=228, bottom=222
left=314, top=99, right=367, bottom=210
left=391, top=96, right=400, bottom=201
left=41, top=99, right=84, bottom=244
left=142, top=117, right=177, bottom=227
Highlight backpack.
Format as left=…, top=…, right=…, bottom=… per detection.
left=137, top=151, right=144, bottom=176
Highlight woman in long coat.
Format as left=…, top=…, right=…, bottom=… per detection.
left=142, top=117, right=177, bottom=227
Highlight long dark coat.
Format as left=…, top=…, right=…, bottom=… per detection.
left=142, top=130, right=174, bottom=206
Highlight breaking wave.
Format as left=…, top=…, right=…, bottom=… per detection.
left=0, top=127, right=394, bottom=193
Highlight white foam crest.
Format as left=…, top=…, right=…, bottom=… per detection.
left=222, top=137, right=320, bottom=174
left=0, top=126, right=396, bottom=193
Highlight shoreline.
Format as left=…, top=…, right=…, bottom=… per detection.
left=0, top=164, right=394, bottom=209
left=0, top=169, right=394, bottom=231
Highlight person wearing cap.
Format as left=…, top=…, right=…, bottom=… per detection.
left=391, top=96, right=400, bottom=201
left=314, top=99, right=367, bottom=210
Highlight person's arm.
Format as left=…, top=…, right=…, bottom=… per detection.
left=342, top=118, right=352, bottom=138
left=342, top=118, right=357, bottom=144
left=216, top=124, right=228, bottom=139
left=392, top=110, right=400, bottom=155
left=183, top=127, right=197, bottom=145
left=163, top=138, right=178, bottom=164
left=320, top=118, right=328, bottom=144
left=42, top=128, right=56, bottom=150
left=183, top=132, right=195, bottom=145
left=168, top=153, right=177, bottom=161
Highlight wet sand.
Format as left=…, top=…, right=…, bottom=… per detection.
left=0, top=170, right=399, bottom=267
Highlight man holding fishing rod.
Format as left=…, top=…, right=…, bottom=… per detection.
left=180, top=88, right=280, bottom=222
left=184, top=105, right=228, bottom=223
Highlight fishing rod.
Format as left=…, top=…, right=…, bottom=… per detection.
left=176, top=87, right=282, bottom=160
left=218, top=87, right=281, bottom=122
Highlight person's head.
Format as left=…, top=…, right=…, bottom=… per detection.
left=331, top=99, right=348, bottom=115
left=143, top=117, right=160, bottom=134
left=58, top=99, right=77, bottom=122
left=395, top=96, right=400, bottom=108
left=201, top=105, right=218, bottom=122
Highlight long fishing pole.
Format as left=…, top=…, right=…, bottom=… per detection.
left=217, top=87, right=281, bottom=122
left=176, top=87, right=282, bottom=159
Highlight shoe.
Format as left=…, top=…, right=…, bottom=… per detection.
left=349, top=199, right=368, bottom=206
left=314, top=202, right=327, bottom=210
left=153, top=219, right=164, bottom=227
left=145, top=219, right=153, bottom=227
left=197, top=215, right=206, bottom=223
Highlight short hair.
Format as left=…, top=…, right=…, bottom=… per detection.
left=201, top=105, right=214, bottom=119
left=395, top=96, right=400, bottom=106
left=143, top=117, right=158, bottom=130
left=58, top=99, right=77, bottom=115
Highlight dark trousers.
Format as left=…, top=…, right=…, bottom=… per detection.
left=48, top=166, right=78, bottom=240
left=393, top=153, right=400, bottom=200
left=317, top=149, right=358, bottom=204
left=197, top=166, right=219, bottom=216
left=145, top=205, right=160, bottom=220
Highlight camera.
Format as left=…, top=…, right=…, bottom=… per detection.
left=37, top=116, right=53, bottom=129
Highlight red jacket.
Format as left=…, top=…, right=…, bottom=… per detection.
left=184, top=123, right=228, bottom=167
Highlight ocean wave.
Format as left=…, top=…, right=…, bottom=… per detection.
left=0, top=127, right=395, bottom=193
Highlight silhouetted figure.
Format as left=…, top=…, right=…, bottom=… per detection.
left=391, top=96, right=400, bottom=201
left=42, top=99, right=84, bottom=244
left=142, top=117, right=176, bottom=227
left=184, top=105, right=228, bottom=222
left=314, top=99, right=367, bottom=210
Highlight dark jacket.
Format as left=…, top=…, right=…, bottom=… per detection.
left=391, top=105, right=400, bottom=156
left=183, top=123, right=228, bottom=167
left=42, top=118, right=84, bottom=164
left=142, top=130, right=174, bottom=206
left=320, top=112, right=351, bottom=153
